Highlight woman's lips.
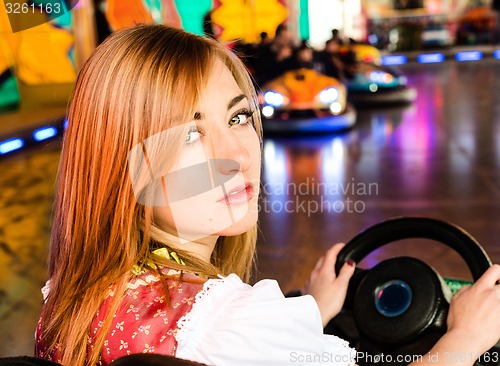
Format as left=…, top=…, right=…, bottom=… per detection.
left=218, top=182, right=254, bottom=205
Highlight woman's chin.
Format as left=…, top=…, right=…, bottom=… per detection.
left=215, top=210, right=258, bottom=236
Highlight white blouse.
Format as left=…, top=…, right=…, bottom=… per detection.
left=175, top=273, right=356, bottom=366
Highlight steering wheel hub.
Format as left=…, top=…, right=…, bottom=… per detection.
left=375, top=279, right=412, bottom=317
left=354, top=257, right=448, bottom=344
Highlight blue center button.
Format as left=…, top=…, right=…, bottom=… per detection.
left=375, top=280, right=412, bottom=317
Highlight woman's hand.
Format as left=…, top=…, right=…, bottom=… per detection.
left=414, top=264, right=500, bottom=366
left=302, top=243, right=356, bottom=327
left=446, top=264, right=500, bottom=355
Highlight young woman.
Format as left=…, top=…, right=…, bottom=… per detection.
left=35, top=24, right=500, bottom=366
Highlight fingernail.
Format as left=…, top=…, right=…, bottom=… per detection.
left=347, top=259, right=356, bottom=267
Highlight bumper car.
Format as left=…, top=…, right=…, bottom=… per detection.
left=347, top=62, right=417, bottom=105
left=456, top=6, right=497, bottom=45
left=259, top=68, right=356, bottom=134
left=421, top=22, right=453, bottom=48
left=340, top=43, right=382, bottom=65
left=325, top=217, right=499, bottom=366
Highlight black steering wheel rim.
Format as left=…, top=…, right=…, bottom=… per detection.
left=335, top=216, right=492, bottom=280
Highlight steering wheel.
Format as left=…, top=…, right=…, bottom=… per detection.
left=327, top=217, right=492, bottom=365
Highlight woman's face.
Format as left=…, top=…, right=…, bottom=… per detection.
left=152, top=59, right=261, bottom=244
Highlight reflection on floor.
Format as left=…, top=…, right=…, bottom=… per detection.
left=1, top=60, right=500, bottom=357
left=0, top=142, right=60, bottom=357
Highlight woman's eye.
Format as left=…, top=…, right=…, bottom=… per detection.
left=185, top=126, right=201, bottom=144
left=229, top=110, right=254, bottom=126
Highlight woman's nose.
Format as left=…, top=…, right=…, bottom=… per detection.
left=209, top=130, right=252, bottom=175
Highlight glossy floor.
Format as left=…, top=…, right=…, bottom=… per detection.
left=1, top=59, right=500, bottom=357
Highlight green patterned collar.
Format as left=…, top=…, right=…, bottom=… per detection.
left=132, top=248, right=185, bottom=275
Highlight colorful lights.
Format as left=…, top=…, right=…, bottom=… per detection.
left=380, top=49, right=497, bottom=65
left=329, top=102, right=342, bottom=115
left=455, top=51, right=483, bottom=62
left=381, top=55, right=407, bottom=66
left=261, top=105, right=275, bottom=119
left=263, top=91, right=285, bottom=107
left=319, top=87, right=339, bottom=104
left=0, top=138, right=25, bottom=155
left=33, top=126, right=58, bottom=142
left=369, top=71, right=394, bottom=84
left=0, top=117, right=65, bottom=157
left=417, top=53, right=445, bottom=64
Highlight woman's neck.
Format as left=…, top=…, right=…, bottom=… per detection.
left=149, top=225, right=218, bottom=263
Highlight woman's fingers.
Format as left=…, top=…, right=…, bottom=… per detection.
left=452, top=284, right=471, bottom=298
left=304, top=243, right=356, bottom=326
left=474, top=264, right=500, bottom=288
left=446, top=263, right=500, bottom=355
left=313, top=254, right=326, bottom=272
left=318, top=243, right=345, bottom=275
left=335, top=260, right=356, bottom=290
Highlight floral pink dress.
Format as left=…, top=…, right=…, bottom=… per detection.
left=35, top=268, right=205, bottom=365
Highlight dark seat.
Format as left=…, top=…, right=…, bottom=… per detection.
left=0, top=357, right=60, bottom=366
left=0, top=355, right=208, bottom=366
left=109, top=354, right=209, bottom=366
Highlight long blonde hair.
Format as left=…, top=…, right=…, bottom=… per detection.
left=41, top=24, right=262, bottom=366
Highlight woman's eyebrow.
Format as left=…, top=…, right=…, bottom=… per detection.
left=193, top=94, right=248, bottom=120
left=227, top=94, right=247, bottom=110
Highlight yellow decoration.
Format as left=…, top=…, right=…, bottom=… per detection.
left=16, top=23, right=76, bottom=84
left=0, top=1, right=19, bottom=71
left=0, top=2, right=76, bottom=84
left=212, top=0, right=288, bottom=43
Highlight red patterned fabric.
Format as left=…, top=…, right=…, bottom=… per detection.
left=35, top=269, right=205, bottom=365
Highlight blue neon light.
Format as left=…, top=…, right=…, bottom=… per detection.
left=455, top=51, right=482, bottom=62
left=64, top=118, right=69, bottom=129
left=33, top=126, right=58, bottom=142
left=493, top=50, right=500, bottom=60
left=381, top=55, right=407, bottom=66
left=0, top=138, right=24, bottom=154
left=417, top=53, right=445, bottom=64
